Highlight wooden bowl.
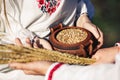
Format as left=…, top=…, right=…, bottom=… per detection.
left=49, top=24, right=99, bottom=57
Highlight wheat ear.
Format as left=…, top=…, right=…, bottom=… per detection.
left=0, top=44, right=96, bottom=65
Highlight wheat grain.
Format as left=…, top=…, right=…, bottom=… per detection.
left=56, top=28, right=88, bottom=44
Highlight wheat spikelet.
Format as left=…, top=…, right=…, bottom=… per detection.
left=0, top=44, right=96, bottom=65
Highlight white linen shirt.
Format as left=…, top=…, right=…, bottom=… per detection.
left=0, top=0, right=88, bottom=44
left=45, top=53, right=120, bottom=80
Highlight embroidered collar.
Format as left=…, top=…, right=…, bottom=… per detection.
left=36, top=0, right=61, bottom=15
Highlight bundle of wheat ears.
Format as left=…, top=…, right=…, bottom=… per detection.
left=0, top=44, right=96, bottom=65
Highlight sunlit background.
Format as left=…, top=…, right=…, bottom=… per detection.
left=92, top=0, right=120, bottom=47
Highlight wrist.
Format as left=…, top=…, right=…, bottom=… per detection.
left=43, top=62, right=53, bottom=75
left=45, top=63, right=63, bottom=80
left=76, top=13, right=91, bottom=27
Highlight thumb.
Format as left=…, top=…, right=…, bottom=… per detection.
left=23, top=70, right=41, bottom=75
left=92, top=54, right=100, bottom=61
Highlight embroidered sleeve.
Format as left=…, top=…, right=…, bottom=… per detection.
left=45, top=63, right=63, bottom=80
left=36, top=0, right=61, bottom=15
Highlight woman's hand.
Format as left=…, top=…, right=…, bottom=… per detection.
left=9, top=61, right=52, bottom=75
left=11, top=37, right=53, bottom=75
left=76, top=13, right=103, bottom=49
left=15, top=37, right=52, bottom=50
left=92, top=46, right=119, bottom=64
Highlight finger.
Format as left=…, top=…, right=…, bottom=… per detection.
left=33, top=42, right=39, bottom=48
left=9, top=63, right=43, bottom=75
left=91, top=61, right=103, bottom=65
left=83, top=23, right=103, bottom=49
left=91, top=56, right=103, bottom=65
left=33, top=37, right=39, bottom=48
left=9, top=62, right=35, bottom=70
left=40, top=39, right=52, bottom=50
left=25, top=37, right=32, bottom=47
left=15, top=38, right=23, bottom=46
left=23, top=70, right=40, bottom=75
left=83, top=23, right=100, bottom=39
left=96, top=28, right=103, bottom=48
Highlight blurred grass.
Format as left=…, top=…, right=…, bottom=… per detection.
left=92, top=0, right=120, bottom=47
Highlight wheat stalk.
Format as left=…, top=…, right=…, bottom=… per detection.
left=0, top=44, right=96, bottom=65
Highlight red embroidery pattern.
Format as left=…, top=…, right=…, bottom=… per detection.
left=48, top=63, right=63, bottom=80
left=36, top=0, right=61, bottom=15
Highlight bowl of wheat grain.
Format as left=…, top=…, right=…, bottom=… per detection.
left=49, top=24, right=99, bottom=57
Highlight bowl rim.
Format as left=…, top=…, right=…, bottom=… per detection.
left=49, top=26, right=92, bottom=50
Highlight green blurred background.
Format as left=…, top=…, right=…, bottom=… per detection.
left=92, top=0, right=120, bottom=47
